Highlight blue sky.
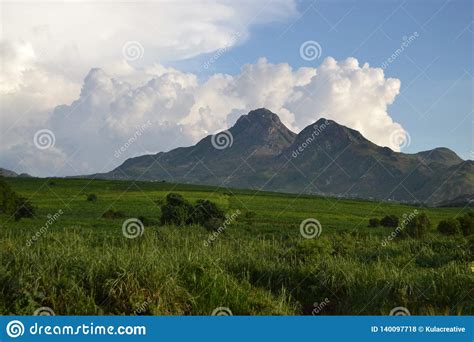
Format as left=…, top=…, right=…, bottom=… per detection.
left=174, top=0, right=473, bottom=159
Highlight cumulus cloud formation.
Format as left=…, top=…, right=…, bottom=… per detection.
left=0, top=0, right=407, bottom=176
left=1, top=56, right=405, bottom=176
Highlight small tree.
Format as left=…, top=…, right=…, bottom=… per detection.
left=87, top=193, right=98, bottom=202
left=190, top=199, right=225, bottom=225
left=437, top=219, right=462, bottom=236
left=368, top=218, right=380, bottom=227
left=13, top=197, right=35, bottom=221
left=457, top=212, right=474, bottom=236
left=403, top=212, right=430, bottom=238
left=160, top=193, right=193, bottom=226
left=380, top=215, right=399, bottom=228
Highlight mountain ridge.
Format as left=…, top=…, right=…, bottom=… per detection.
left=90, top=108, right=473, bottom=206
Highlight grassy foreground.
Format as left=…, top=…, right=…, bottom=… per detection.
left=1, top=177, right=473, bottom=315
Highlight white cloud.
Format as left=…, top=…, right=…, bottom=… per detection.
left=1, top=56, right=405, bottom=176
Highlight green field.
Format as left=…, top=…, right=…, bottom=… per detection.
left=1, top=177, right=473, bottom=315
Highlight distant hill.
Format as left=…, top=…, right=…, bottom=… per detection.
left=90, top=108, right=473, bottom=206
left=0, top=168, right=32, bottom=178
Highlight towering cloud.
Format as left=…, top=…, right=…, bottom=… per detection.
left=1, top=57, right=405, bottom=176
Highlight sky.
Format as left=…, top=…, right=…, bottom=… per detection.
left=0, top=0, right=472, bottom=177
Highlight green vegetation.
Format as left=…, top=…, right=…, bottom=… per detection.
left=368, top=218, right=380, bottom=228
left=0, top=177, right=473, bottom=315
left=87, top=193, right=98, bottom=202
left=0, top=177, right=35, bottom=221
left=438, top=219, right=462, bottom=236
left=380, top=215, right=399, bottom=228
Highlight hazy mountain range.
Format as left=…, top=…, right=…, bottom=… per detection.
left=89, top=108, right=473, bottom=206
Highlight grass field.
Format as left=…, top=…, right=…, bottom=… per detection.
left=1, top=177, right=473, bottom=315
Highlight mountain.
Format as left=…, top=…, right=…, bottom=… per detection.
left=0, top=168, right=32, bottom=178
left=93, top=108, right=473, bottom=206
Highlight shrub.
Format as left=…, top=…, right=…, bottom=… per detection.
left=368, top=218, right=380, bottom=227
left=380, top=215, right=398, bottom=227
left=160, top=193, right=193, bottom=226
left=87, top=194, right=98, bottom=202
left=203, top=217, right=225, bottom=232
left=190, top=200, right=225, bottom=226
left=457, top=212, right=474, bottom=236
left=13, top=197, right=35, bottom=221
left=101, top=209, right=126, bottom=219
left=437, top=219, right=462, bottom=236
left=0, top=177, right=35, bottom=220
left=403, top=212, right=430, bottom=238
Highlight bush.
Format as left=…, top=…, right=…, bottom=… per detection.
left=0, top=177, right=35, bottom=220
left=457, top=212, right=474, bottom=236
left=13, top=197, right=35, bottom=221
left=190, top=200, right=225, bottom=226
left=160, top=193, right=193, bottom=226
left=380, top=215, right=398, bottom=227
left=403, top=212, right=430, bottom=238
left=101, top=209, right=126, bottom=219
left=87, top=194, right=98, bottom=202
left=159, top=193, right=226, bottom=228
left=368, top=218, right=380, bottom=227
left=437, top=219, right=462, bottom=236
left=203, top=217, right=225, bottom=232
